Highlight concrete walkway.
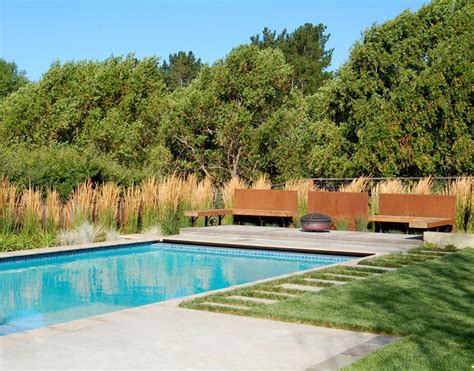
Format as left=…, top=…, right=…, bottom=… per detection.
left=0, top=304, right=392, bottom=370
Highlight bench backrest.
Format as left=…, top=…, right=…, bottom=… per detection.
left=234, top=189, right=298, bottom=214
left=378, top=194, right=456, bottom=218
left=307, top=191, right=369, bottom=230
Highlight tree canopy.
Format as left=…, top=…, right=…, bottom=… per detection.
left=251, top=23, right=333, bottom=95
left=0, top=0, right=471, bottom=192
left=161, top=51, right=202, bottom=90
left=0, top=59, right=29, bottom=99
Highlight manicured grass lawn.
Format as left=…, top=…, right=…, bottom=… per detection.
left=182, top=249, right=474, bottom=370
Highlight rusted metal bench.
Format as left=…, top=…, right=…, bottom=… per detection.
left=185, top=189, right=298, bottom=227
left=307, top=191, right=369, bottom=230
left=369, top=194, right=456, bottom=232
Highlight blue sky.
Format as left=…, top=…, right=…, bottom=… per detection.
left=1, top=0, right=427, bottom=80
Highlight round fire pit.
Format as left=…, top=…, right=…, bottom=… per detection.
left=301, top=213, right=332, bottom=232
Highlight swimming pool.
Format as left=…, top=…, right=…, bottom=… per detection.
left=0, top=242, right=354, bottom=335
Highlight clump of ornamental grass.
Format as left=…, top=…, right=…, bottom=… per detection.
left=409, top=177, right=433, bottom=195
left=45, top=189, right=61, bottom=232
left=252, top=174, right=272, bottom=190
left=64, top=180, right=95, bottom=228
left=122, top=185, right=142, bottom=234
left=140, top=177, right=160, bottom=231
left=57, top=221, right=104, bottom=246
left=158, top=175, right=185, bottom=235
left=285, top=178, right=313, bottom=227
left=338, top=176, right=371, bottom=193
left=334, top=217, right=350, bottom=231
left=95, top=182, right=120, bottom=230
left=191, top=176, right=214, bottom=210
left=0, top=177, right=17, bottom=233
left=221, top=176, right=246, bottom=208
left=19, top=187, right=43, bottom=235
left=355, top=216, right=369, bottom=232
left=443, top=177, right=473, bottom=231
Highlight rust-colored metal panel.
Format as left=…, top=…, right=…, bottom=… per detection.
left=378, top=194, right=456, bottom=219
left=307, top=191, right=369, bottom=230
left=234, top=189, right=298, bottom=214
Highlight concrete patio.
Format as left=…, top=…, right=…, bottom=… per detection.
left=0, top=303, right=396, bottom=370
left=163, top=225, right=423, bottom=255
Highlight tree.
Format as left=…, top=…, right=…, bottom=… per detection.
left=251, top=23, right=333, bottom=95
left=161, top=51, right=202, bottom=90
left=0, top=54, right=169, bottom=168
left=161, top=45, right=294, bottom=180
left=0, top=59, right=28, bottom=99
left=307, top=0, right=474, bottom=176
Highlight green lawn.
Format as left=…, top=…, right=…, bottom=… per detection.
left=182, top=248, right=474, bottom=370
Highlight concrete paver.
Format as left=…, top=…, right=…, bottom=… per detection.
left=228, top=295, right=280, bottom=304
left=280, top=283, right=324, bottom=292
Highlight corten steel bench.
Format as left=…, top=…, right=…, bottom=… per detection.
left=307, top=191, right=369, bottom=230
left=369, top=194, right=456, bottom=232
left=185, top=189, right=298, bottom=227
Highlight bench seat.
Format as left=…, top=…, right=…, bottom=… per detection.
left=369, top=215, right=455, bottom=230
left=184, top=208, right=295, bottom=226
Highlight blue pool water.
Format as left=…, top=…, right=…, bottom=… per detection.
left=0, top=243, right=354, bottom=335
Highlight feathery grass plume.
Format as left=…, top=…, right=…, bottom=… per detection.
left=285, top=178, right=313, bottom=226
left=410, top=177, right=433, bottom=195
left=19, top=187, right=43, bottom=235
left=221, top=176, right=246, bottom=208
left=158, top=175, right=185, bottom=235
left=0, top=177, right=17, bottom=233
left=45, top=189, right=61, bottom=232
left=96, top=182, right=120, bottom=230
left=141, top=177, right=160, bottom=231
left=181, top=174, right=198, bottom=211
left=444, top=177, right=473, bottom=231
left=338, top=176, right=371, bottom=193
left=252, top=174, right=272, bottom=190
left=192, top=176, right=214, bottom=210
left=122, top=185, right=142, bottom=234
left=369, top=179, right=407, bottom=215
left=64, top=180, right=95, bottom=228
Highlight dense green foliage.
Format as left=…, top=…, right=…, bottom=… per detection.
left=0, top=0, right=471, bottom=190
left=251, top=23, right=333, bottom=95
left=161, top=51, right=202, bottom=90
left=0, top=59, right=29, bottom=99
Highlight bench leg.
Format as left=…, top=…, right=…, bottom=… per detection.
left=205, top=216, right=209, bottom=227
left=190, top=217, right=197, bottom=227
left=218, top=215, right=224, bottom=225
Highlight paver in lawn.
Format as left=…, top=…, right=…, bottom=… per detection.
left=202, top=302, right=250, bottom=310
left=228, top=295, right=279, bottom=305
left=279, top=284, right=323, bottom=292
left=303, top=278, right=346, bottom=286
left=255, top=290, right=299, bottom=298
left=323, top=273, right=366, bottom=280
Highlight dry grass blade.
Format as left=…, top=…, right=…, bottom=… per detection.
left=410, top=177, right=433, bottom=195
left=20, top=187, right=43, bottom=233
left=45, top=189, right=61, bottom=231
left=0, top=177, right=17, bottom=233
left=64, top=180, right=95, bottom=228
left=141, top=177, right=160, bottom=230
left=443, top=176, right=473, bottom=231
left=221, top=176, right=246, bottom=208
left=192, top=177, right=214, bottom=210
left=339, top=176, right=371, bottom=193
left=122, top=185, right=142, bottom=233
left=252, top=174, right=272, bottom=190
left=96, top=182, right=121, bottom=229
